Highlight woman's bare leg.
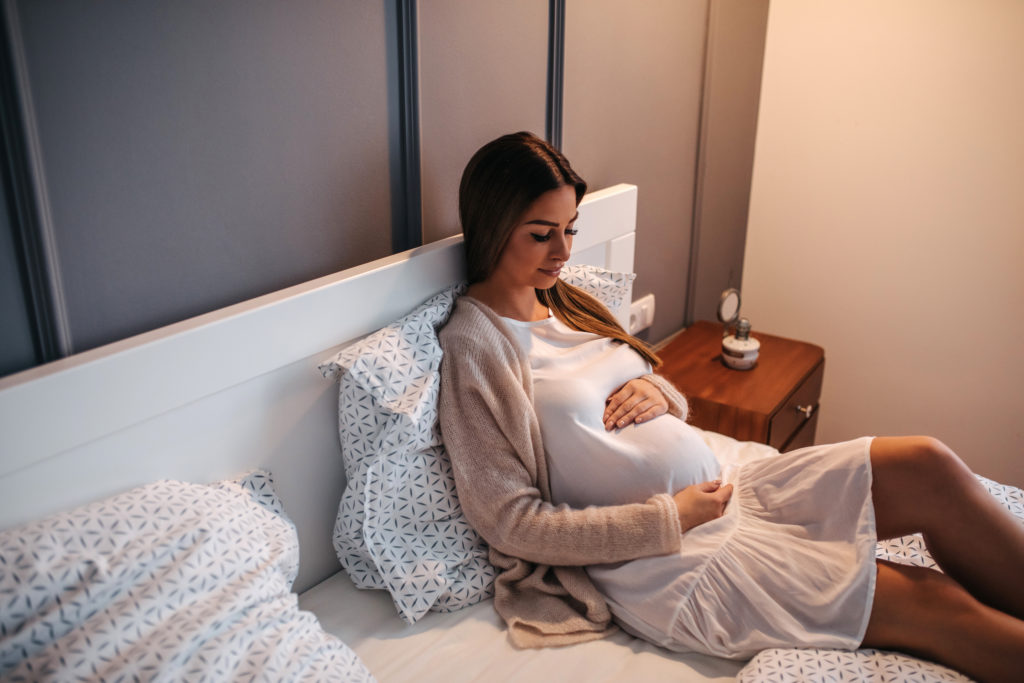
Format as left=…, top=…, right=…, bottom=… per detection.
left=870, top=436, right=1024, bottom=618
left=863, top=560, right=1024, bottom=683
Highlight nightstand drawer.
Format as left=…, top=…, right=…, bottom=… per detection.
left=783, top=409, right=819, bottom=452
left=768, top=360, right=824, bottom=451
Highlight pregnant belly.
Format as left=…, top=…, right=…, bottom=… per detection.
left=542, top=412, right=722, bottom=508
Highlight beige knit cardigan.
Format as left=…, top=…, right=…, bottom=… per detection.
left=438, top=296, right=689, bottom=648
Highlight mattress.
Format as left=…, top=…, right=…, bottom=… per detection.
left=299, top=571, right=744, bottom=682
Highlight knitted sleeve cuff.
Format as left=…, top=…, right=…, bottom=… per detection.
left=640, top=373, right=689, bottom=421
left=645, top=492, right=682, bottom=552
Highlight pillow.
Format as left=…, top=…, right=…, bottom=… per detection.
left=0, top=472, right=373, bottom=682
left=739, top=647, right=971, bottom=683
left=320, top=283, right=496, bottom=624
left=318, top=266, right=636, bottom=624
left=560, top=262, right=635, bottom=316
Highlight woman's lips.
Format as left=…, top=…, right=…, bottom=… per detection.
left=539, top=266, right=562, bottom=277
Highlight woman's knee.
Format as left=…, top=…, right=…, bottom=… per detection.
left=872, top=436, right=971, bottom=485
left=911, top=435, right=958, bottom=461
left=870, top=437, right=975, bottom=536
left=913, top=437, right=974, bottom=487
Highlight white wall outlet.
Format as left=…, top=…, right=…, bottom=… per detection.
left=628, top=293, right=655, bottom=334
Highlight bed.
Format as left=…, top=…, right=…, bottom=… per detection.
left=1, top=183, right=1019, bottom=682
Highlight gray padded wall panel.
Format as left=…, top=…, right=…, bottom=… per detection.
left=418, top=0, right=548, bottom=244
left=14, top=1, right=393, bottom=352
left=563, top=0, right=708, bottom=343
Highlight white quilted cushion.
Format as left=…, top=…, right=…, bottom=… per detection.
left=0, top=472, right=373, bottom=682
left=318, top=267, right=637, bottom=624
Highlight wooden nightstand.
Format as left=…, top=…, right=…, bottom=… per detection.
left=657, top=321, right=825, bottom=451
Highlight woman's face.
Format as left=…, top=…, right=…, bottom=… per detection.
left=489, top=184, right=579, bottom=292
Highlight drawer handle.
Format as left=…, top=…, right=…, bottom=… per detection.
left=795, top=404, right=815, bottom=419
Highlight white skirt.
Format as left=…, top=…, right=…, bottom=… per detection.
left=595, top=437, right=877, bottom=660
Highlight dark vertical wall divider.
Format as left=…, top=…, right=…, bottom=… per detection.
left=0, top=0, right=767, bottom=378
left=0, top=4, right=61, bottom=368
left=392, top=0, right=421, bottom=254
left=545, top=0, right=565, bottom=149
left=0, top=181, right=39, bottom=375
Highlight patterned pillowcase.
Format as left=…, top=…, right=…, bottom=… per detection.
left=320, top=283, right=496, bottom=624
left=0, top=472, right=373, bottom=682
left=318, top=266, right=635, bottom=624
left=560, top=263, right=635, bottom=317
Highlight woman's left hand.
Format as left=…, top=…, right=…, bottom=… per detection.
left=604, top=377, right=669, bottom=431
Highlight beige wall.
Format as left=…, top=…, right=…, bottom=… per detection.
left=742, top=0, right=1024, bottom=486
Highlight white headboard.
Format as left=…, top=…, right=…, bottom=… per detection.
left=0, top=183, right=638, bottom=591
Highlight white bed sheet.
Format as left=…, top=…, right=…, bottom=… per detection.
left=299, top=571, right=743, bottom=683
left=298, top=428, right=775, bottom=683
left=297, top=428, right=1024, bottom=683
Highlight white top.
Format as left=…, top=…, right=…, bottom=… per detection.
left=503, top=314, right=878, bottom=658
left=502, top=315, right=721, bottom=636
left=500, top=315, right=720, bottom=507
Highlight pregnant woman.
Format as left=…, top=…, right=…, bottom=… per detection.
left=438, top=132, right=1024, bottom=682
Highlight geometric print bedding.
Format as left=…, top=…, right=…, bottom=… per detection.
left=737, top=475, right=1023, bottom=683
left=318, top=264, right=635, bottom=624
left=561, top=262, right=635, bottom=317
left=0, top=471, right=374, bottom=683
left=739, top=648, right=972, bottom=683
left=320, top=282, right=496, bottom=624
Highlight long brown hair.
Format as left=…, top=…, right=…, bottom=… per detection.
left=459, top=132, right=660, bottom=368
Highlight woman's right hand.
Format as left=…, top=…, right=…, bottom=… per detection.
left=673, top=480, right=734, bottom=533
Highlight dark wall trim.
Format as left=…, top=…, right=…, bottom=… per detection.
left=0, top=5, right=60, bottom=363
left=393, top=0, right=422, bottom=253
left=545, top=0, right=565, bottom=149
left=684, top=0, right=714, bottom=326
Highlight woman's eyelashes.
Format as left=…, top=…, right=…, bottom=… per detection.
left=530, top=227, right=579, bottom=242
